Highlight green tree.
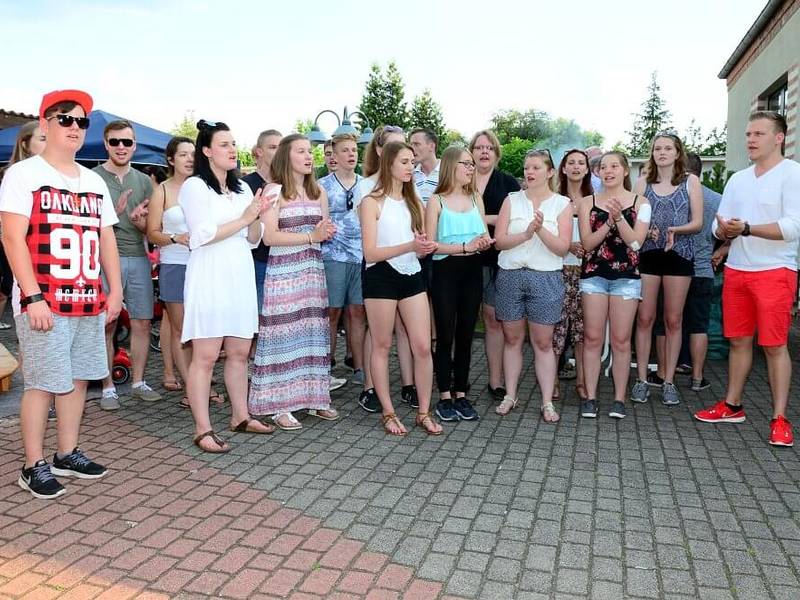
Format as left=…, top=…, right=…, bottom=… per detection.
left=498, top=137, right=535, bottom=178
left=625, top=72, right=673, bottom=156
left=441, top=129, right=467, bottom=149
left=409, top=88, right=446, bottom=146
left=701, top=163, right=734, bottom=194
left=237, top=148, right=254, bottom=168
left=171, top=111, right=198, bottom=139
left=490, top=109, right=550, bottom=144
left=359, top=61, right=409, bottom=130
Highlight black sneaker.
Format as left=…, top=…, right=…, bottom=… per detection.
left=18, top=460, right=66, bottom=499
left=344, top=355, right=355, bottom=370
left=691, top=378, right=711, bottom=392
left=646, top=372, right=664, bottom=387
left=435, top=399, right=460, bottom=422
left=454, top=398, right=479, bottom=421
left=487, top=384, right=507, bottom=400
left=51, top=448, right=108, bottom=479
left=580, top=399, right=598, bottom=418
left=401, top=385, right=419, bottom=409
left=675, top=363, right=692, bottom=376
left=358, top=388, right=380, bottom=413
left=609, top=401, right=626, bottom=419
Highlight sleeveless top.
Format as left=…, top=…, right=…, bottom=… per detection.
left=641, top=178, right=693, bottom=260
left=160, top=183, right=190, bottom=265
left=581, top=195, right=640, bottom=280
left=497, top=191, right=570, bottom=271
left=366, top=196, right=421, bottom=275
left=433, top=194, right=486, bottom=261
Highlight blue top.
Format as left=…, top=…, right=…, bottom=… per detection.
left=641, top=178, right=694, bottom=261
left=433, top=195, right=486, bottom=260
left=319, top=173, right=363, bottom=263
left=693, top=185, right=722, bottom=279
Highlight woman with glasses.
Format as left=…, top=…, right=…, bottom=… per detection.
left=249, top=134, right=339, bottom=431
left=578, top=152, right=650, bottom=419
left=630, top=133, right=703, bottom=407
left=353, top=126, right=419, bottom=413
left=425, top=147, right=493, bottom=422
left=552, top=149, right=594, bottom=402
left=493, top=150, right=572, bottom=422
left=179, top=120, right=275, bottom=453
left=469, top=130, right=521, bottom=403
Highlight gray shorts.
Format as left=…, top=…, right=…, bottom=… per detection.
left=495, top=268, right=565, bottom=324
left=103, top=256, right=154, bottom=319
left=324, top=260, right=363, bottom=308
left=159, top=263, right=186, bottom=304
left=15, top=313, right=108, bottom=393
left=482, top=265, right=497, bottom=307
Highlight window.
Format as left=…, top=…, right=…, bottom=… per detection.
left=761, top=75, right=788, bottom=115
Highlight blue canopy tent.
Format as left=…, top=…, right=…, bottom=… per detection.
left=0, top=110, right=173, bottom=166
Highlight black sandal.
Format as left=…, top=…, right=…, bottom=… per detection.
left=192, top=430, right=230, bottom=453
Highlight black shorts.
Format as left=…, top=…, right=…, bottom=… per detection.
left=639, top=249, right=694, bottom=277
left=654, top=276, right=713, bottom=336
left=420, top=254, right=434, bottom=291
left=362, top=260, right=426, bottom=301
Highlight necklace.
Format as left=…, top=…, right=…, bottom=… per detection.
left=43, top=158, right=80, bottom=194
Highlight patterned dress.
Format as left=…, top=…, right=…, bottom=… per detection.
left=248, top=199, right=331, bottom=416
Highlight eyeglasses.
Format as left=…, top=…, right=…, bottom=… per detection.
left=108, top=138, right=134, bottom=148
left=473, top=145, right=494, bottom=152
left=48, top=114, right=90, bottom=130
left=457, top=161, right=476, bottom=169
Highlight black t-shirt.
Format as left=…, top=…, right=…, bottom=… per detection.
left=482, top=168, right=521, bottom=267
left=242, top=171, right=270, bottom=262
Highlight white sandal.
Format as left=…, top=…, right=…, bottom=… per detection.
left=495, top=395, right=518, bottom=416
left=274, top=412, right=302, bottom=431
left=307, top=408, right=339, bottom=421
left=541, top=403, right=560, bottom=423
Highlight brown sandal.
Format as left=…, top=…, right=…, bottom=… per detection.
left=163, top=378, right=183, bottom=392
left=552, top=380, right=561, bottom=401
left=230, top=418, right=275, bottom=434
left=415, top=412, right=442, bottom=436
left=382, top=413, right=407, bottom=436
left=575, top=382, right=588, bottom=401
left=193, top=430, right=230, bottom=453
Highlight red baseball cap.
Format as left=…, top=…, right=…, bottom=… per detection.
left=39, top=89, right=93, bottom=119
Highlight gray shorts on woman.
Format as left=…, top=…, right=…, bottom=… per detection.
left=495, top=268, right=565, bottom=325
left=15, top=312, right=108, bottom=394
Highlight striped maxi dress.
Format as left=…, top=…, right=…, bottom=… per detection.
left=248, top=198, right=332, bottom=416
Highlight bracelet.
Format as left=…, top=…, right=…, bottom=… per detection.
left=20, top=293, right=45, bottom=308
left=307, top=233, right=313, bottom=245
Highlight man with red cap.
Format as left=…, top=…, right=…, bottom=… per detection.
left=0, top=90, right=123, bottom=498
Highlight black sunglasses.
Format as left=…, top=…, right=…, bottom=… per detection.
left=48, top=114, right=90, bottom=130
left=108, top=138, right=134, bottom=148
left=346, top=189, right=354, bottom=211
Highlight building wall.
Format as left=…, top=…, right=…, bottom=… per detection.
left=725, top=0, right=800, bottom=171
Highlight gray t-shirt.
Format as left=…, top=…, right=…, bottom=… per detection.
left=92, top=165, right=153, bottom=257
left=693, top=185, right=722, bottom=279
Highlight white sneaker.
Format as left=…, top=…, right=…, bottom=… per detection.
left=131, top=382, right=162, bottom=402
left=100, top=390, right=120, bottom=411
left=329, top=376, right=347, bottom=392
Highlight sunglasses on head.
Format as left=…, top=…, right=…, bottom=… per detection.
left=48, top=114, right=90, bottom=130
left=108, top=137, right=134, bottom=147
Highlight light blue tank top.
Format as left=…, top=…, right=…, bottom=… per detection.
left=434, top=195, right=486, bottom=260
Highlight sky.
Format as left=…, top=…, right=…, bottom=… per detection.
left=2, top=0, right=766, bottom=149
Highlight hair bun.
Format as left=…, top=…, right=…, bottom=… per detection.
left=196, top=119, right=208, bottom=131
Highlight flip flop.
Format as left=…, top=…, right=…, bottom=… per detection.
left=163, top=379, right=183, bottom=392
left=274, top=413, right=302, bottom=431
left=193, top=430, right=230, bottom=453
left=209, top=390, right=225, bottom=404
left=230, top=418, right=275, bottom=434
left=180, top=397, right=190, bottom=408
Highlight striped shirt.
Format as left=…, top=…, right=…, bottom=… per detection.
left=413, top=160, right=440, bottom=206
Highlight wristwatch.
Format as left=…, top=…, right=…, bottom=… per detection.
left=741, top=222, right=751, bottom=237
left=169, top=234, right=176, bottom=244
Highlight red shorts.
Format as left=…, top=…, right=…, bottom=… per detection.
left=722, top=266, right=797, bottom=346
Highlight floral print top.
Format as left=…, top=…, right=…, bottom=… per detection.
left=581, top=195, right=640, bottom=281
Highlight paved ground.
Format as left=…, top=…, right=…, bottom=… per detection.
left=0, top=321, right=799, bottom=599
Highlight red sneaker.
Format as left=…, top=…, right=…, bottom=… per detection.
left=769, top=416, right=794, bottom=447
left=694, top=400, right=746, bottom=423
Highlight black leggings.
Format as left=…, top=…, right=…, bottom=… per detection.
left=431, top=255, right=483, bottom=394
left=0, top=246, right=12, bottom=297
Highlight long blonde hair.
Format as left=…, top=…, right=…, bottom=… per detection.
left=435, top=146, right=477, bottom=196
left=370, top=141, right=423, bottom=232
left=362, top=125, right=405, bottom=177
left=270, top=134, right=321, bottom=200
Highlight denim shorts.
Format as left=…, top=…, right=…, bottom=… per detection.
left=579, top=276, right=641, bottom=300
left=159, top=264, right=186, bottom=304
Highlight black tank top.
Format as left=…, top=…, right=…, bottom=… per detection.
left=581, top=195, right=640, bottom=280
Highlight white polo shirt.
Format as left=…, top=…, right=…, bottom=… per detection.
left=717, top=159, right=800, bottom=272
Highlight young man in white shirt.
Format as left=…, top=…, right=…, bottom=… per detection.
left=695, top=111, right=800, bottom=447
left=410, top=128, right=440, bottom=206
left=0, top=90, right=123, bottom=498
